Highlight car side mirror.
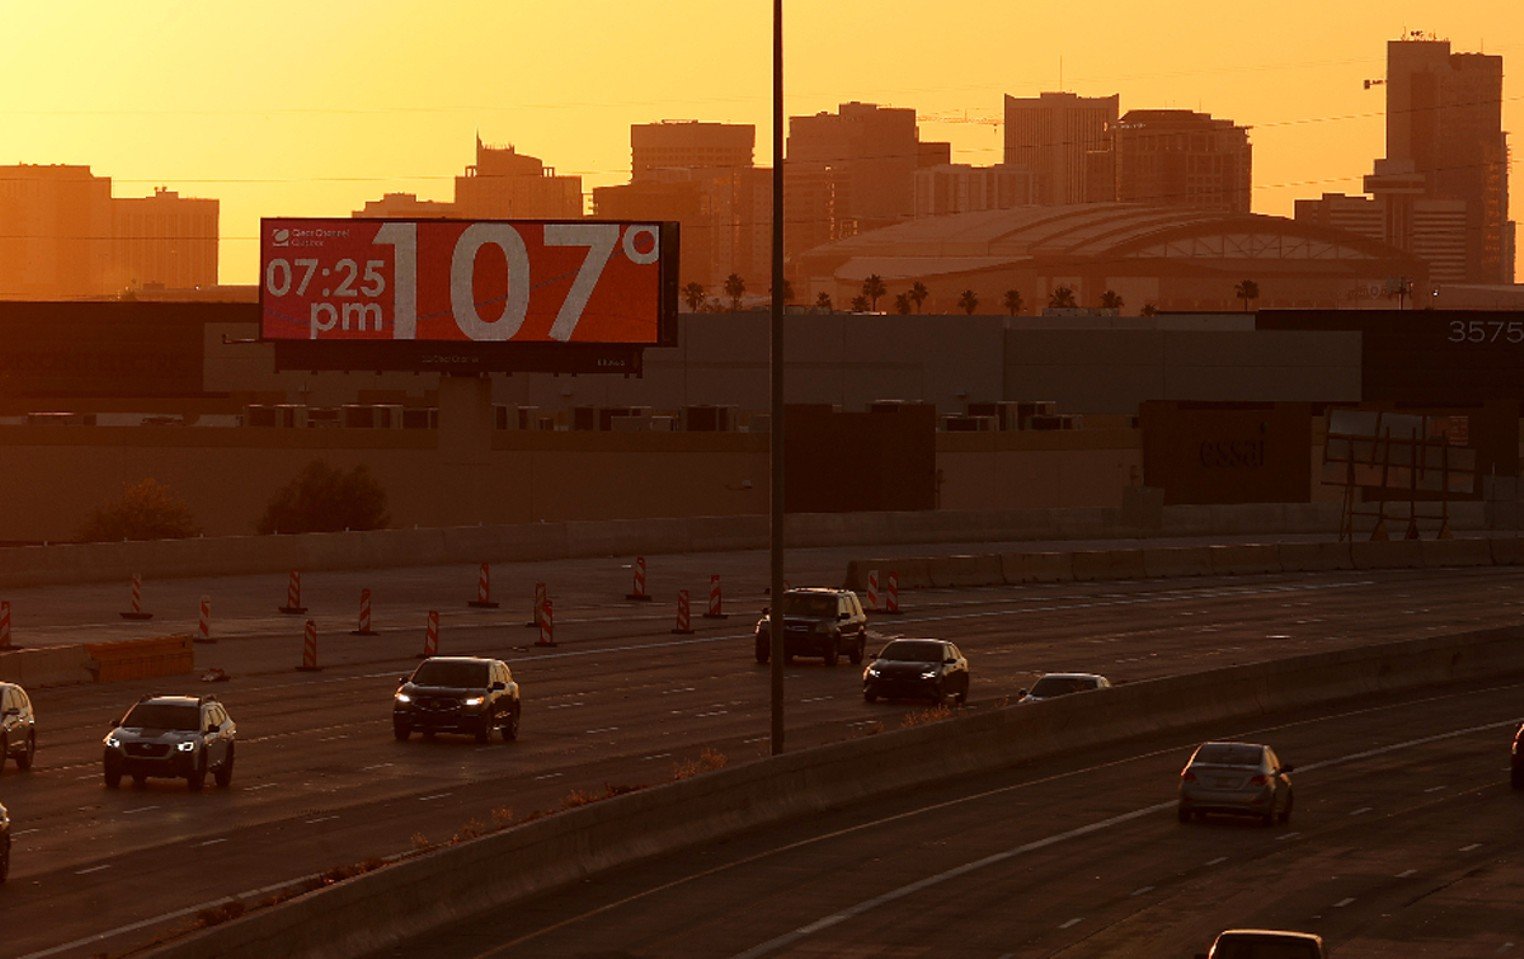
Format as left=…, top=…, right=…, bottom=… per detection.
left=1017, top=688, right=1028, bottom=697
left=3, top=707, right=18, bottom=717
left=110, top=718, right=121, bottom=728
left=945, top=657, right=957, bottom=664
left=491, top=681, right=506, bottom=691
left=839, top=612, right=851, bottom=620
left=762, top=606, right=771, bottom=616
left=397, top=676, right=409, bottom=685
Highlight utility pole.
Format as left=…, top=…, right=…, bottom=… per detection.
left=769, top=0, right=786, bottom=755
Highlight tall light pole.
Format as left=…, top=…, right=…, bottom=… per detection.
left=769, top=0, right=786, bottom=755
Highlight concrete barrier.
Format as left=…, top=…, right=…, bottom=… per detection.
left=148, top=624, right=1524, bottom=959
left=85, top=635, right=195, bottom=683
left=1207, top=543, right=1283, bottom=576
left=1418, top=538, right=1493, bottom=570
left=1069, top=549, right=1147, bottom=582
left=0, top=644, right=94, bottom=687
left=1350, top=539, right=1424, bottom=570
left=1490, top=537, right=1524, bottom=566
left=927, top=554, right=1003, bottom=588
left=1001, top=551, right=1074, bottom=584
left=1276, top=541, right=1353, bottom=573
left=1141, top=546, right=1214, bottom=579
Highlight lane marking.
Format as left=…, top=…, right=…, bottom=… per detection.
left=1206, top=856, right=1229, bottom=866
left=641, top=753, right=672, bottom=761
left=361, top=763, right=394, bottom=772
left=1276, top=832, right=1302, bottom=841
left=14, top=827, right=40, bottom=837
left=123, top=806, right=159, bottom=815
left=197, top=838, right=227, bottom=847
left=1130, top=885, right=1154, bottom=896
left=534, top=773, right=564, bottom=781
left=1397, top=868, right=1418, bottom=878
left=1334, top=897, right=1356, bottom=908
left=244, top=783, right=279, bottom=791
left=1424, top=785, right=1446, bottom=793
left=76, top=864, right=111, bottom=875
left=304, top=815, right=340, bottom=825
left=1350, top=807, right=1372, bottom=816
left=585, top=727, right=619, bottom=735
left=418, top=793, right=452, bottom=802
left=1460, top=843, right=1482, bottom=852
left=696, top=710, right=729, bottom=718
left=1059, top=918, right=1084, bottom=929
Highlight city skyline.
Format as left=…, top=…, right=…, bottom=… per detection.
left=1, top=1, right=1520, bottom=284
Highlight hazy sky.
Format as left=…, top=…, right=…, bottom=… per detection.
left=2, top=1, right=1519, bottom=284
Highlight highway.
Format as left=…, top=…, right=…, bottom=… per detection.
left=0, top=539, right=1522, bottom=957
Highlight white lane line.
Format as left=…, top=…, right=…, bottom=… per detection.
left=534, top=773, right=564, bottom=781
left=585, top=726, right=619, bottom=735
left=245, top=783, right=279, bottom=791
left=304, top=815, right=340, bottom=825
left=418, top=793, right=452, bottom=802
left=743, top=736, right=769, bottom=744
left=662, top=687, right=697, bottom=695
left=1350, top=806, right=1373, bottom=816
left=801, top=696, right=834, bottom=703
left=1059, top=918, right=1084, bottom=929
left=13, top=828, right=40, bottom=837
left=123, top=806, right=159, bottom=815
left=1334, top=897, right=1356, bottom=908
left=361, top=763, right=394, bottom=771
left=1275, top=832, right=1302, bottom=841
left=75, top=773, right=97, bottom=781
left=317, top=734, right=349, bottom=742
left=197, top=838, right=227, bottom=847
left=1460, top=843, right=1482, bottom=852
left=1424, top=785, right=1446, bottom=793
left=696, top=710, right=729, bottom=718
left=1206, top=856, right=1229, bottom=866
left=1397, top=868, right=1418, bottom=878
left=641, top=753, right=672, bottom=761
left=76, top=864, right=111, bottom=875
left=1130, top=885, right=1154, bottom=896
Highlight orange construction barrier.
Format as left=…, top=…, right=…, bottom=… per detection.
left=418, top=610, right=440, bottom=659
left=703, top=574, right=728, bottom=619
left=119, top=573, right=154, bottom=621
left=296, top=620, right=321, bottom=671
left=194, top=596, right=215, bottom=644
left=279, top=569, right=308, bottom=615
left=536, top=597, right=557, bottom=647
left=468, top=562, right=500, bottom=609
left=625, top=556, right=652, bottom=601
left=352, top=588, right=378, bottom=636
left=672, top=590, right=695, bottom=635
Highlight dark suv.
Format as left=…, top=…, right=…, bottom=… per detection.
left=394, top=657, right=521, bottom=743
left=103, top=695, right=236, bottom=791
left=0, top=682, right=37, bottom=772
left=755, top=588, right=869, bottom=666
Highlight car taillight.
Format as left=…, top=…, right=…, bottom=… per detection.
left=1249, top=774, right=1269, bottom=786
left=1181, top=770, right=1196, bottom=781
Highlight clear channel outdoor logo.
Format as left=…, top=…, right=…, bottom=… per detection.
left=272, top=229, right=291, bottom=247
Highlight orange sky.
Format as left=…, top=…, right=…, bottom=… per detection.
left=1, top=1, right=1518, bottom=283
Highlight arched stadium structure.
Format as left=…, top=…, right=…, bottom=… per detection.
left=791, top=203, right=1428, bottom=314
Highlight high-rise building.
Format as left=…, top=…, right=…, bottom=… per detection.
left=1090, top=109, right=1252, bottom=213
left=453, top=138, right=583, bottom=219
left=787, top=102, right=950, bottom=235
left=631, top=121, right=754, bottom=182
left=1382, top=37, right=1512, bottom=283
left=1003, top=92, right=1119, bottom=205
left=0, top=165, right=217, bottom=298
left=352, top=193, right=454, bottom=218
left=914, top=164, right=1035, bottom=217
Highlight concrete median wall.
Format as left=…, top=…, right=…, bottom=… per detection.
left=0, top=644, right=94, bottom=687
left=148, top=624, right=1524, bottom=959
left=0, top=635, right=194, bottom=688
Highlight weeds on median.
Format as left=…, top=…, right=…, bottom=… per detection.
left=899, top=704, right=953, bottom=728
left=671, top=747, right=728, bottom=780
left=561, top=782, right=644, bottom=810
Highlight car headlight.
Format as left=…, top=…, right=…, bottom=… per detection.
left=106, top=735, right=122, bottom=749
left=866, top=665, right=881, bottom=677
left=920, top=668, right=939, bottom=679
left=461, top=696, right=485, bottom=707
left=395, top=693, right=413, bottom=704
left=177, top=741, right=197, bottom=752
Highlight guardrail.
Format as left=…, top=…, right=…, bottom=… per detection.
left=145, top=625, right=1524, bottom=959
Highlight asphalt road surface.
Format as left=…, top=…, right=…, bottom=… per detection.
left=1, top=539, right=1522, bottom=958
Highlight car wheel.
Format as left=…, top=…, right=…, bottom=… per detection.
left=1177, top=805, right=1191, bottom=824
left=475, top=717, right=492, bottom=744
left=1512, top=764, right=1523, bottom=790
left=0, top=732, right=7, bottom=771
left=849, top=635, right=865, bottom=665
left=187, top=753, right=207, bottom=792
left=393, top=723, right=411, bottom=742
left=214, top=745, right=235, bottom=788
left=104, top=765, right=122, bottom=789
left=1278, top=790, right=1293, bottom=825
left=755, top=635, right=770, bottom=664
left=16, top=733, right=35, bottom=771
left=823, top=637, right=839, bottom=667
left=503, top=704, right=520, bottom=742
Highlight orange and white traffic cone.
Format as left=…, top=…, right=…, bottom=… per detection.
left=0, top=600, right=10, bottom=649
left=296, top=619, right=321, bottom=671
left=625, top=556, right=652, bottom=601
left=194, top=596, right=215, bottom=644
left=119, top=573, right=154, bottom=621
left=703, top=574, right=728, bottom=619
left=536, top=597, right=557, bottom=647
left=278, top=569, right=308, bottom=615
left=525, top=581, right=546, bottom=629
left=672, top=590, right=695, bottom=635
left=418, top=610, right=440, bottom=659
left=468, top=562, right=499, bottom=609
left=866, top=569, right=880, bottom=611
left=885, top=571, right=903, bottom=615
left=351, top=588, right=378, bottom=636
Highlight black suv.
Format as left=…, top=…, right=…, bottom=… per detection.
left=0, top=682, right=37, bottom=772
left=755, top=588, right=869, bottom=666
left=394, top=657, right=521, bottom=743
left=103, top=694, right=236, bottom=791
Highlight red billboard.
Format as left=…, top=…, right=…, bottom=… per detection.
left=259, top=218, right=677, bottom=372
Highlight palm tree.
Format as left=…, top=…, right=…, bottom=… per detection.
left=814, top=291, right=834, bottom=313
left=909, top=281, right=929, bottom=313
left=1140, top=302, right=1158, bottom=317
left=957, top=289, right=979, bottom=315
left=1099, top=289, right=1125, bottom=310
left=681, top=281, right=705, bottom=312
left=723, top=273, right=746, bottom=312
left=1001, top=289, right=1024, bottom=317
left=893, top=292, right=912, bottom=315
left=1048, top=286, right=1077, bottom=309
left=861, top=274, right=887, bottom=312
left=1234, top=279, right=1259, bottom=313
left=849, top=295, right=870, bottom=313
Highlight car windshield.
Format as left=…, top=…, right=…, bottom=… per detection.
left=1194, top=744, right=1265, bottom=767
left=1213, top=936, right=1322, bottom=958
left=411, top=661, right=490, bottom=688
left=1030, top=676, right=1095, bottom=697
left=782, top=594, right=836, bottom=617
left=878, top=640, right=946, bottom=663
left=122, top=703, right=200, bottom=730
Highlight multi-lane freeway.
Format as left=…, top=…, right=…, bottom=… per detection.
left=0, top=537, right=1521, bottom=958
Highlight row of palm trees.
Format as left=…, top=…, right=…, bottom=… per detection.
left=680, top=275, right=1264, bottom=315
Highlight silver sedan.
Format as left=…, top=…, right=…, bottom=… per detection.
left=1177, top=741, right=1294, bottom=826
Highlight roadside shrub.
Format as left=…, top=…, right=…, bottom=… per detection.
left=899, top=704, right=953, bottom=728
left=77, top=478, right=201, bottom=542
left=257, top=460, right=390, bottom=534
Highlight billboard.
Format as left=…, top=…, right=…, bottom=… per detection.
left=260, top=218, right=678, bottom=373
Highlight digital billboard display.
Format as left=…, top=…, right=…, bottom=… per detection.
left=259, top=218, right=677, bottom=373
